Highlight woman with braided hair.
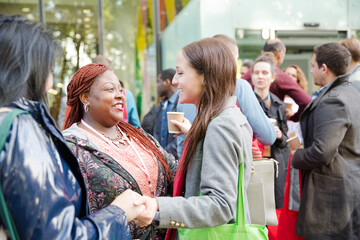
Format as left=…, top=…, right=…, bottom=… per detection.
left=62, top=63, right=178, bottom=239
left=0, top=15, right=144, bottom=240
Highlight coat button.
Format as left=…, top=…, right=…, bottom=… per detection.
left=170, top=221, right=175, bottom=225
left=180, top=223, right=185, bottom=228
left=175, top=222, right=180, bottom=227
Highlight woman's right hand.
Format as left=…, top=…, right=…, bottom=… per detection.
left=110, top=189, right=145, bottom=222
left=171, top=117, right=191, bottom=137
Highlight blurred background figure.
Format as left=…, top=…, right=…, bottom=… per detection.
left=283, top=64, right=309, bottom=211
left=242, top=38, right=311, bottom=122
left=152, top=69, right=179, bottom=159
left=283, top=64, right=309, bottom=144
left=240, top=60, right=253, bottom=76
left=252, top=53, right=289, bottom=209
left=340, top=38, right=360, bottom=91
left=284, top=64, right=309, bottom=92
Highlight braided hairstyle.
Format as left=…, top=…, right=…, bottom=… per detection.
left=64, top=63, right=174, bottom=181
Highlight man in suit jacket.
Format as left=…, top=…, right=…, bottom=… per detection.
left=292, top=43, right=360, bottom=239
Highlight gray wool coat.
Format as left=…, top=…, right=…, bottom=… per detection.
left=156, top=96, right=253, bottom=229
left=293, top=73, right=360, bottom=240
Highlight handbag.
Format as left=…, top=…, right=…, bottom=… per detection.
left=247, top=158, right=278, bottom=226
left=0, top=108, right=28, bottom=240
left=267, top=153, right=307, bottom=240
left=177, top=158, right=268, bottom=240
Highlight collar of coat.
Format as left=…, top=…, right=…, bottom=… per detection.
left=308, top=72, right=350, bottom=111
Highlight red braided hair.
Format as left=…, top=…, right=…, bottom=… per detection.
left=64, top=63, right=174, bottom=182
left=64, top=63, right=108, bottom=129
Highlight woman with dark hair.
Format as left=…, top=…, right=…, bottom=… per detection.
left=133, top=38, right=253, bottom=239
left=62, top=63, right=178, bottom=239
left=0, top=15, right=144, bottom=240
left=252, top=53, right=289, bottom=209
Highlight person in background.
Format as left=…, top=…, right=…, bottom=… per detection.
left=62, top=63, right=177, bottom=240
left=252, top=53, right=289, bottom=209
left=240, top=60, right=253, bottom=76
left=92, top=55, right=141, bottom=127
left=284, top=64, right=308, bottom=92
left=176, top=34, right=276, bottom=159
left=134, top=38, right=253, bottom=239
left=0, top=15, right=143, bottom=240
left=242, top=38, right=311, bottom=122
left=340, top=38, right=360, bottom=91
left=283, top=64, right=309, bottom=142
left=151, top=69, right=179, bottom=159
left=292, top=43, right=360, bottom=239
left=283, top=64, right=309, bottom=211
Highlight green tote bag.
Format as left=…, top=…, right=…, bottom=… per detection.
left=178, top=158, right=269, bottom=240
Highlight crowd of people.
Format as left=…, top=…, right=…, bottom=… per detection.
left=1, top=14, right=360, bottom=240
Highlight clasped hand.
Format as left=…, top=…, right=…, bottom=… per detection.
left=110, top=189, right=158, bottom=227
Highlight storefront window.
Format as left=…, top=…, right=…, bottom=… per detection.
left=1, top=0, right=190, bottom=123
left=0, top=1, right=39, bottom=21
left=44, top=0, right=98, bottom=127
left=103, top=0, right=141, bottom=111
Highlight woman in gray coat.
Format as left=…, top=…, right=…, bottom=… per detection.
left=133, top=38, right=253, bottom=239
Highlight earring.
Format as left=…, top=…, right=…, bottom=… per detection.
left=84, top=103, right=89, bottom=112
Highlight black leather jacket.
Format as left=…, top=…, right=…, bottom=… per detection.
left=0, top=98, right=131, bottom=239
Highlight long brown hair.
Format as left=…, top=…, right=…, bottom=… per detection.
left=181, top=38, right=237, bottom=174
left=64, top=63, right=174, bottom=181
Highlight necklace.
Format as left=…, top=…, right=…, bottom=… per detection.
left=81, top=119, right=155, bottom=197
left=101, top=127, right=126, bottom=146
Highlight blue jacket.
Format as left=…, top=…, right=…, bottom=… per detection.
left=0, top=98, right=131, bottom=240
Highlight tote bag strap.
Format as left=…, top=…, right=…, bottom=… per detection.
left=198, top=151, right=246, bottom=227
left=235, top=151, right=246, bottom=227
left=282, top=152, right=293, bottom=211
left=0, top=108, right=29, bottom=240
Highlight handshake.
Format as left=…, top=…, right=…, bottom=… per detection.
left=110, top=189, right=159, bottom=227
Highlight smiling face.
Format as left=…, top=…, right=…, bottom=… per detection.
left=83, top=70, right=126, bottom=127
left=172, top=50, right=204, bottom=107
left=285, top=67, right=297, bottom=81
left=252, top=61, right=275, bottom=91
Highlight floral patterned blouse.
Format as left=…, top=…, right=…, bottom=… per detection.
left=63, top=123, right=178, bottom=240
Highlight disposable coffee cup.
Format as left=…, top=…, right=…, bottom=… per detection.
left=167, top=112, right=184, bottom=133
left=285, top=102, right=293, bottom=110
left=287, top=135, right=301, bottom=150
left=269, top=118, right=277, bottom=126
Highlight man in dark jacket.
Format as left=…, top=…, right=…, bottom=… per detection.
left=144, top=69, right=179, bottom=159
left=292, top=43, right=360, bottom=239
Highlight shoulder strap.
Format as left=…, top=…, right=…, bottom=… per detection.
left=0, top=109, right=29, bottom=240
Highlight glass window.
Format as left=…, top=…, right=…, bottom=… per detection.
left=0, top=1, right=39, bottom=21
left=44, top=0, right=98, bottom=128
